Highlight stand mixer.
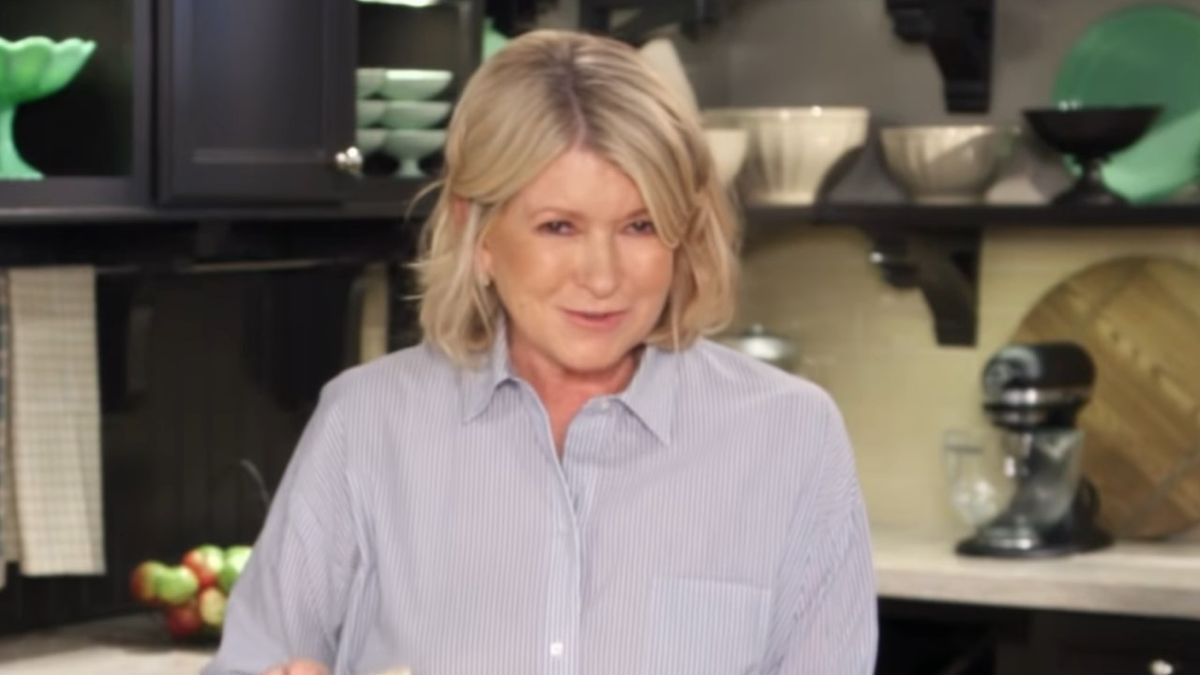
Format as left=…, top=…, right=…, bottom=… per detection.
left=955, top=342, right=1112, bottom=558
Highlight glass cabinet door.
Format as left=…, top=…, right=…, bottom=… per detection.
left=0, top=0, right=150, bottom=212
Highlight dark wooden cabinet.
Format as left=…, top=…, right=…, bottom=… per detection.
left=880, top=600, right=1200, bottom=675
left=0, top=0, right=481, bottom=222
left=0, top=0, right=152, bottom=212
left=1029, top=613, right=1200, bottom=675
left=157, top=0, right=356, bottom=204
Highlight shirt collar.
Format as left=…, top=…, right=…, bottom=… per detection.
left=460, top=318, right=517, bottom=423
left=615, top=343, right=677, bottom=445
left=458, top=319, right=678, bottom=446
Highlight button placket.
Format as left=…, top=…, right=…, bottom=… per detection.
left=543, top=403, right=588, bottom=674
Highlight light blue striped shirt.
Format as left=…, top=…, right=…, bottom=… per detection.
left=205, top=330, right=877, bottom=675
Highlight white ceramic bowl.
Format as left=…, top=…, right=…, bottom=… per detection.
left=880, top=125, right=1016, bottom=204
left=703, top=127, right=749, bottom=187
left=380, top=69, right=453, bottom=101
left=706, top=107, right=870, bottom=205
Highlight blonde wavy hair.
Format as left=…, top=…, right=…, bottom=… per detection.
left=414, top=29, right=740, bottom=367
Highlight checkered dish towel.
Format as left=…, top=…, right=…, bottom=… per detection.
left=6, top=267, right=104, bottom=576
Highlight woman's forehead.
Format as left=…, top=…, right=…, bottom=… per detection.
left=513, top=148, right=650, bottom=216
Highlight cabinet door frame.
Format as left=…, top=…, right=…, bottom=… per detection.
left=156, top=0, right=356, bottom=205
left=0, top=0, right=153, bottom=215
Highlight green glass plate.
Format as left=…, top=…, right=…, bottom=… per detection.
left=1053, top=5, right=1200, bottom=203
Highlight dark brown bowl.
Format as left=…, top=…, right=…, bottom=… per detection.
left=1023, top=106, right=1162, bottom=161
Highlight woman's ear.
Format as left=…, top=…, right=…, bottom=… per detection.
left=464, top=199, right=493, bottom=286
left=452, top=196, right=471, bottom=229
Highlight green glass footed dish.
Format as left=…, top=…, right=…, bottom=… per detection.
left=0, top=37, right=97, bottom=180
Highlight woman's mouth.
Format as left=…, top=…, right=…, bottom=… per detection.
left=563, top=309, right=627, bottom=330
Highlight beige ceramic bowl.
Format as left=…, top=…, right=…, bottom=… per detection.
left=880, top=125, right=1017, bottom=204
left=703, top=127, right=749, bottom=187
left=705, top=107, right=870, bottom=205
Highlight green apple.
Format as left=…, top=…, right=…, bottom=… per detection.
left=155, top=565, right=199, bottom=606
left=218, top=545, right=252, bottom=594
left=129, top=560, right=167, bottom=606
left=197, top=587, right=227, bottom=628
left=182, top=544, right=225, bottom=590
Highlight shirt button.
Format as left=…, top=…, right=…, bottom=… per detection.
left=598, top=399, right=611, bottom=412
left=549, top=641, right=565, bottom=657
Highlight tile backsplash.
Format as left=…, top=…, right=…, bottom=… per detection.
left=737, top=223, right=1200, bottom=538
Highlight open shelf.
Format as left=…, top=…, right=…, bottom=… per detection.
left=743, top=200, right=1200, bottom=348
left=747, top=201, right=1200, bottom=229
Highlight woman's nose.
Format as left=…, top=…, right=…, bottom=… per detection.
left=576, top=235, right=619, bottom=297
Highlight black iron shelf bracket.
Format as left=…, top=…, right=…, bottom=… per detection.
left=866, top=226, right=982, bottom=347
left=580, top=0, right=725, bottom=43
left=885, top=0, right=995, bottom=113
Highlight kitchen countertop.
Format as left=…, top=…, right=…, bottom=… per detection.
left=3, top=530, right=1200, bottom=674
left=873, top=527, right=1200, bottom=620
left=0, top=612, right=213, bottom=674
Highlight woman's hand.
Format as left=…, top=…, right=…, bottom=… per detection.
left=262, top=659, right=330, bottom=675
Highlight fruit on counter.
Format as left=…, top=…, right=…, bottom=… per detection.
left=129, top=560, right=168, bottom=607
left=128, top=543, right=252, bottom=638
left=218, top=545, right=253, bottom=594
left=197, top=587, right=228, bottom=629
left=156, top=564, right=200, bottom=606
left=164, top=598, right=205, bottom=639
left=182, top=544, right=225, bottom=590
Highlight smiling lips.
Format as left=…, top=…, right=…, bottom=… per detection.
left=563, top=308, right=627, bottom=330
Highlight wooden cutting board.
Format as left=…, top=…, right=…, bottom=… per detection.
left=1012, top=257, right=1200, bottom=540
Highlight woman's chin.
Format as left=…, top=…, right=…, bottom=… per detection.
left=552, top=341, right=640, bottom=377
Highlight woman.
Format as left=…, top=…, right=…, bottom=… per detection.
left=206, top=29, right=876, bottom=675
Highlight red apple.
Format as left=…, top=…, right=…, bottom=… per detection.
left=181, top=544, right=225, bottom=590
left=164, top=598, right=204, bottom=639
left=129, top=560, right=167, bottom=606
left=197, top=587, right=227, bottom=629
left=156, top=565, right=199, bottom=606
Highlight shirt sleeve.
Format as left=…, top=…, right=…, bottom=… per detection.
left=203, top=378, right=361, bottom=675
left=767, top=395, right=878, bottom=675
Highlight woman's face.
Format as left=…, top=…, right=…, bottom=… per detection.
left=477, top=147, right=674, bottom=377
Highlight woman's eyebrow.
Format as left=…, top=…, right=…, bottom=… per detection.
left=529, top=206, right=650, bottom=220
left=529, top=205, right=585, bottom=219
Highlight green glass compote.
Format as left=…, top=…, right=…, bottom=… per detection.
left=0, top=37, right=97, bottom=180
left=384, top=129, right=446, bottom=178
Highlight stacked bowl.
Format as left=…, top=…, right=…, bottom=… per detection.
left=356, top=68, right=453, bottom=178
left=704, top=107, right=870, bottom=205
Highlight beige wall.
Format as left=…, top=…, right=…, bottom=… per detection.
left=737, top=223, right=1200, bottom=537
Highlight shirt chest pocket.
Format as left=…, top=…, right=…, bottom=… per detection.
left=642, top=577, right=772, bottom=675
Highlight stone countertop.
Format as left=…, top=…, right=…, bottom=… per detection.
left=3, top=530, right=1200, bottom=673
left=873, top=527, right=1200, bottom=620
left=0, top=612, right=214, bottom=674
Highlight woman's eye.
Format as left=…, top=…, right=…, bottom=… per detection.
left=538, top=220, right=573, bottom=235
left=627, top=220, right=656, bottom=235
